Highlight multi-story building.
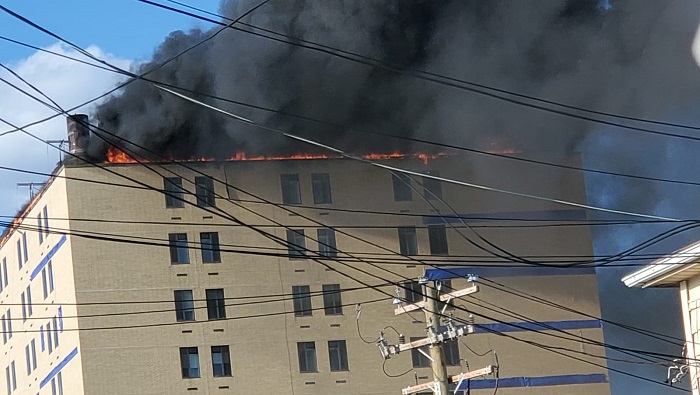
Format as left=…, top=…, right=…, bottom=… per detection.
left=622, top=241, right=700, bottom=394
left=0, top=120, right=611, bottom=394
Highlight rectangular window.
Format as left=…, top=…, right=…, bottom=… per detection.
left=322, top=284, right=342, bottom=315
left=428, top=225, right=449, bottom=255
left=9, top=362, right=15, bottom=391
left=296, top=342, right=317, bottom=373
left=404, top=281, right=422, bottom=304
left=164, top=177, right=185, bottom=208
left=280, top=174, right=301, bottom=205
left=50, top=371, right=63, bottom=395
left=41, top=268, right=48, bottom=299
left=21, top=233, right=27, bottom=265
left=311, top=173, right=332, bottom=204
left=328, top=340, right=349, bottom=371
left=26, top=286, right=32, bottom=317
left=410, top=337, right=431, bottom=368
left=292, top=286, right=312, bottom=317
left=179, top=347, right=201, bottom=378
left=24, top=345, right=30, bottom=376
left=16, top=240, right=22, bottom=270
left=5, top=365, right=9, bottom=395
left=1, top=315, right=6, bottom=344
left=43, top=206, right=49, bottom=239
left=42, top=261, right=55, bottom=300
left=438, top=279, right=454, bottom=311
left=174, top=290, right=195, bottom=322
left=286, top=229, right=306, bottom=259
left=0, top=259, right=4, bottom=293
left=40, top=326, right=44, bottom=351
left=206, top=289, right=226, bottom=320
left=442, top=339, right=460, bottom=366
left=52, top=316, right=59, bottom=347
left=397, top=227, right=418, bottom=256
left=317, top=228, right=337, bottom=258
left=48, top=261, right=54, bottom=292
left=211, top=346, right=232, bottom=377
left=25, top=339, right=36, bottom=375
left=195, top=176, right=216, bottom=207
left=2, top=258, right=7, bottom=288
left=46, top=321, right=53, bottom=353
left=392, top=173, right=412, bottom=202
left=200, top=232, right=221, bottom=263
left=168, top=233, right=190, bottom=264
left=38, top=213, right=44, bottom=244
left=423, top=170, right=443, bottom=200
left=20, top=293, right=26, bottom=322
left=6, top=310, right=11, bottom=340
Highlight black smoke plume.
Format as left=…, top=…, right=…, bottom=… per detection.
left=92, top=0, right=700, bottom=162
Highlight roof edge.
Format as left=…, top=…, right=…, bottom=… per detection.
left=622, top=239, right=700, bottom=288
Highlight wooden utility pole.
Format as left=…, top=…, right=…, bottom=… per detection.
left=423, top=281, right=449, bottom=395
left=377, top=277, right=494, bottom=395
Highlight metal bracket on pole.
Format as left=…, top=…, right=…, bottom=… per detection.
left=395, top=285, right=479, bottom=316
left=401, top=366, right=494, bottom=395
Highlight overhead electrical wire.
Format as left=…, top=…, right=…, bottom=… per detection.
left=135, top=0, right=700, bottom=144
left=159, top=0, right=700, bottom=135
left=0, top=29, right=692, bottom=370
left=0, top=6, right=688, bottom=386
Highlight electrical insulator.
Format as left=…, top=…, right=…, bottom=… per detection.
left=468, top=314, right=475, bottom=325
left=399, top=334, right=405, bottom=344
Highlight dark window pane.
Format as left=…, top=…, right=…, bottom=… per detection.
left=410, top=337, right=431, bottom=368
left=438, top=279, right=454, bottom=312
left=164, top=177, right=185, bottom=208
left=423, top=170, right=442, bottom=200
left=443, top=339, right=461, bottom=366
left=281, top=174, right=301, bottom=204
left=428, top=225, right=449, bottom=255
left=404, top=281, right=422, bottom=304
left=211, top=346, right=232, bottom=377
left=195, top=176, right=216, bottom=207
left=206, top=289, right=226, bottom=320
left=398, top=227, right=418, bottom=256
left=179, top=347, right=200, bottom=378
left=328, top=340, right=349, bottom=371
left=317, top=228, right=337, bottom=258
left=174, top=290, right=195, bottom=321
left=322, top=284, right=342, bottom=315
left=392, top=173, right=412, bottom=202
left=311, top=173, right=332, bottom=204
left=286, top=229, right=306, bottom=259
left=200, top=232, right=221, bottom=263
left=292, top=286, right=312, bottom=317
left=297, top=342, right=317, bottom=373
left=169, top=233, right=190, bottom=264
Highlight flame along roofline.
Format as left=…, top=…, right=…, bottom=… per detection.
left=0, top=162, right=64, bottom=249
left=102, top=149, right=453, bottom=166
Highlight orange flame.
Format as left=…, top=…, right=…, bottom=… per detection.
left=105, top=147, right=454, bottom=165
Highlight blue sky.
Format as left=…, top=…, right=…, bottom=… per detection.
left=0, top=1, right=222, bottom=216
left=0, top=0, right=221, bottom=64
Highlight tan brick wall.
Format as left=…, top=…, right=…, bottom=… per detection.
left=0, top=155, right=610, bottom=394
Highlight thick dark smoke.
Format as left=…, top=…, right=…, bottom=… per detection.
left=92, top=0, right=700, bottom=163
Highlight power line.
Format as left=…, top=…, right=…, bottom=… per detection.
left=1, top=11, right=690, bottom=385
left=135, top=0, right=700, bottom=145
left=4, top=33, right=700, bottom=194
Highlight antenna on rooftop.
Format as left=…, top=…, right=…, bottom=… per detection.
left=17, top=182, right=46, bottom=200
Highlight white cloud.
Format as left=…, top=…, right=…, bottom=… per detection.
left=0, top=43, right=131, bottom=217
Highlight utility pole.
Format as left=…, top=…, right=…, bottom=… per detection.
left=377, top=276, right=496, bottom=395
left=424, top=280, right=449, bottom=395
